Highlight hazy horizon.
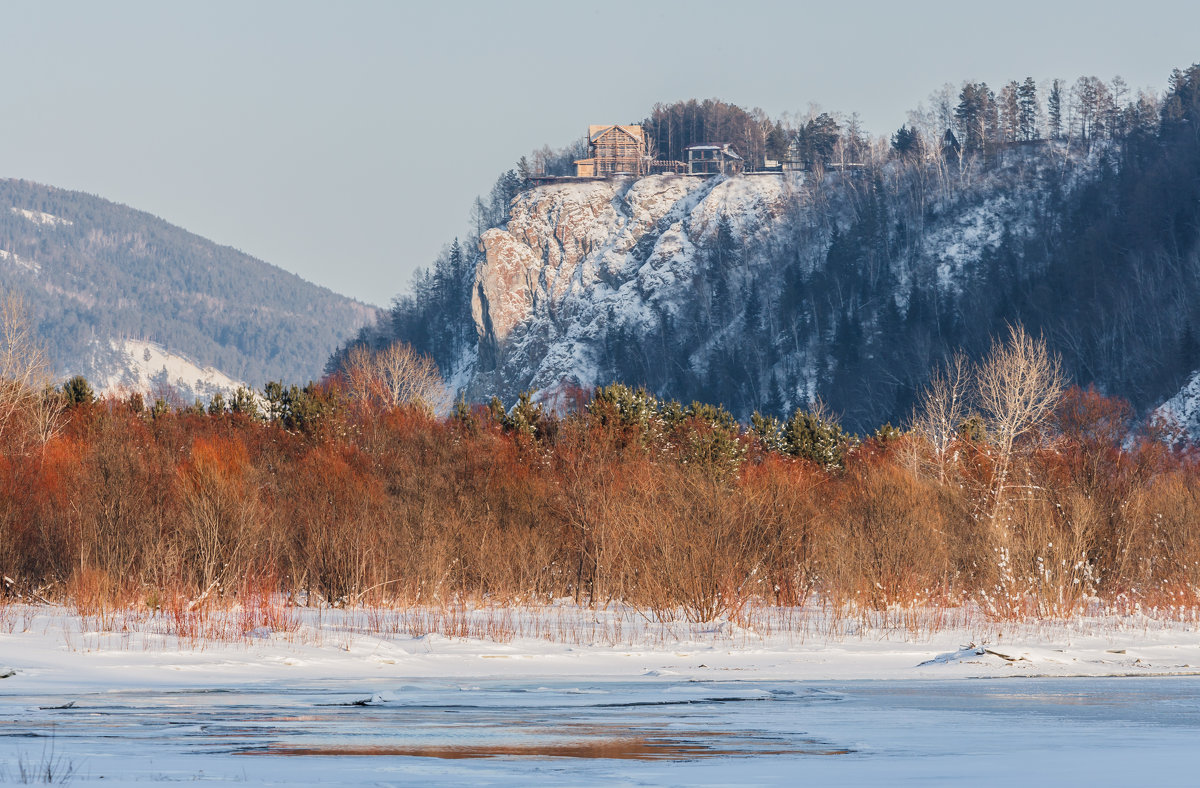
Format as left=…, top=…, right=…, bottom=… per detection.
left=1, top=0, right=1197, bottom=306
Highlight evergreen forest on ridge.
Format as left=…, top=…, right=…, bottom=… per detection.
left=340, top=64, right=1200, bottom=435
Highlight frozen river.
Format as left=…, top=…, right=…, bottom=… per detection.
left=3, top=676, right=1198, bottom=786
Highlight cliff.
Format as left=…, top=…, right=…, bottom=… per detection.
left=356, top=127, right=1200, bottom=435
left=468, top=174, right=790, bottom=402
left=453, top=145, right=1092, bottom=432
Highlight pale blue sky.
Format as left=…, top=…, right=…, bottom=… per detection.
left=1, top=1, right=1197, bottom=305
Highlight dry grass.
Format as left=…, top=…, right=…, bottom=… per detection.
left=22, top=592, right=1200, bottom=659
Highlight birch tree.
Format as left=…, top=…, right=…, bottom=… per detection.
left=342, top=341, right=449, bottom=415
left=975, top=324, right=1065, bottom=518
left=0, top=292, right=62, bottom=453
left=911, top=351, right=973, bottom=483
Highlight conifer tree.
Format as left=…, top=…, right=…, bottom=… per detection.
left=891, top=125, right=921, bottom=157
left=1048, top=79, right=1064, bottom=140
left=955, top=82, right=997, bottom=153
left=1018, top=77, right=1040, bottom=141
left=61, top=375, right=94, bottom=407
left=999, top=81, right=1021, bottom=143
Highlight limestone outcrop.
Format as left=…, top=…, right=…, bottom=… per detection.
left=467, top=174, right=787, bottom=399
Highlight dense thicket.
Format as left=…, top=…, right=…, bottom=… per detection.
left=2, top=353, right=1199, bottom=621
left=347, top=65, right=1200, bottom=434
left=0, top=180, right=376, bottom=386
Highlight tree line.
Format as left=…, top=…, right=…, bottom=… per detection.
left=4, top=311, right=1200, bottom=621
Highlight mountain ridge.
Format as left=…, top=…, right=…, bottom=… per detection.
left=0, top=178, right=379, bottom=389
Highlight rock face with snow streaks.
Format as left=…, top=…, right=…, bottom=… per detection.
left=467, top=174, right=788, bottom=402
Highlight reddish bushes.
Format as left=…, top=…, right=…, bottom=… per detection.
left=0, top=383, right=1197, bottom=622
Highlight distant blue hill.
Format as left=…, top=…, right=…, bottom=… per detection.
left=0, top=178, right=378, bottom=388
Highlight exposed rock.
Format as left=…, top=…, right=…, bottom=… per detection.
left=467, top=174, right=787, bottom=402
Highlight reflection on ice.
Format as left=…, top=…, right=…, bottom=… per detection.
left=2, top=679, right=1199, bottom=784
left=242, top=732, right=854, bottom=760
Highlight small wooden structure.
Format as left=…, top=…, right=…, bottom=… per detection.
left=685, top=144, right=744, bottom=176
left=942, top=128, right=962, bottom=157
left=575, top=125, right=648, bottom=177
left=649, top=159, right=686, bottom=174
left=781, top=153, right=807, bottom=173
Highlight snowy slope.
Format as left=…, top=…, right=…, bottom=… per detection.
left=84, top=338, right=247, bottom=403
left=0, top=178, right=378, bottom=388
left=1156, top=368, right=1200, bottom=441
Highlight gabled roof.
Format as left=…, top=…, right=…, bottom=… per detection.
left=685, top=143, right=743, bottom=160
left=589, top=125, right=644, bottom=144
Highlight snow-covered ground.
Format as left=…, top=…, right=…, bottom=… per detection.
left=0, top=247, right=41, bottom=274
left=10, top=206, right=73, bottom=227
left=4, top=604, right=1200, bottom=688
left=1157, top=367, right=1200, bottom=442
left=2, top=604, right=1198, bottom=785
left=85, top=338, right=247, bottom=404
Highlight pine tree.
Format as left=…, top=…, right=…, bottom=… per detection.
left=891, top=125, right=921, bottom=157
left=743, top=283, right=763, bottom=332
left=1181, top=321, right=1200, bottom=371
left=793, top=113, right=841, bottom=168
left=61, top=375, right=94, bottom=407
left=1048, top=79, right=1064, bottom=140
left=1018, top=77, right=1040, bottom=141
left=711, top=274, right=730, bottom=325
left=782, top=407, right=853, bottom=471
left=956, top=83, right=981, bottom=149
left=955, top=82, right=997, bottom=153
left=999, top=81, right=1021, bottom=143
left=766, top=121, right=789, bottom=161
left=711, top=214, right=740, bottom=269
left=231, top=386, right=259, bottom=418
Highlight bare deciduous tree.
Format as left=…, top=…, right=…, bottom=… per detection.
left=341, top=344, right=378, bottom=408
left=341, top=341, right=449, bottom=414
left=975, top=324, right=1066, bottom=516
left=0, top=292, right=62, bottom=453
left=911, top=324, right=1066, bottom=519
left=910, top=351, right=973, bottom=483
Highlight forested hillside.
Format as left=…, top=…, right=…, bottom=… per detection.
left=335, top=65, right=1200, bottom=434
left=0, top=180, right=377, bottom=388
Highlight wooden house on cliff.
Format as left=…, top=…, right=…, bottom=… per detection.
left=575, top=125, right=648, bottom=177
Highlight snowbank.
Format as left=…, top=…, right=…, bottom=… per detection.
left=2, top=604, right=1197, bottom=692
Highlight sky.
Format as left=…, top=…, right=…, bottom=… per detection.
left=1, top=0, right=1197, bottom=306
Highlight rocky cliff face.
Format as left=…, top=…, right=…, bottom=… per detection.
left=467, top=174, right=791, bottom=404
